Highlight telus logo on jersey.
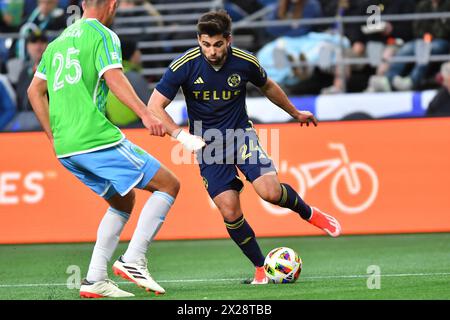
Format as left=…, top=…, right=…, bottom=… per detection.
left=192, top=90, right=241, bottom=101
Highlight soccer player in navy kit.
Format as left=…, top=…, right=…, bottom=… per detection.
left=149, top=10, right=341, bottom=284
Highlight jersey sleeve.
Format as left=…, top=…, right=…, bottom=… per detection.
left=155, top=63, right=188, bottom=101
left=94, top=30, right=123, bottom=78
left=34, top=50, right=48, bottom=80
left=247, top=55, right=268, bottom=87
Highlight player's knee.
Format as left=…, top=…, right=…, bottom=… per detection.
left=221, top=209, right=242, bottom=222
left=260, top=186, right=282, bottom=204
left=158, top=175, right=180, bottom=199
left=122, top=204, right=134, bottom=215
left=218, top=203, right=242, bottom=221
left=122, top=192, right=136, bottom=213
left=108, top=190, right=136, bottom=214
left=171, top=178, right=181, bottom=197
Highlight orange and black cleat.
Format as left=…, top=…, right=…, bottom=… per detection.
left=242, top=266, right=269, bottom=285
left=308, top=207, right=342, bottom=237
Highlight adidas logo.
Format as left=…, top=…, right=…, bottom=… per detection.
left=194, top=76, right=204, bottom=84
left=123, top=265, right=146, bottom=279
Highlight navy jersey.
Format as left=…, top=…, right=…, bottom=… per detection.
left=155, top=46, right=268, bottom=135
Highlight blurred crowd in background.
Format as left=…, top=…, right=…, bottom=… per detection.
left=1, top=0, right=450, bottom=132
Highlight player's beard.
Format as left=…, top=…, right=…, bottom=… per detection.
left=207, top=52, right=227, bottom=66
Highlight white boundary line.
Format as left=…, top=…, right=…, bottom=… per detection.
left=1, top=272, right=450, bottom=288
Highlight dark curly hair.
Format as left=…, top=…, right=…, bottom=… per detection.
left=197, top=10, right=232, bottom=38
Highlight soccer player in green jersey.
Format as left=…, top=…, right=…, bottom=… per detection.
left=27, top=0, right=204, bottom=298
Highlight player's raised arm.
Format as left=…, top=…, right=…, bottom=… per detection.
left=27, top=76, right=53, bottom=145
left=103, top=68, right=165, bottom=137
left=148, top=88, right=205, bottom=153
left=259, top=78, right=318, bottom=127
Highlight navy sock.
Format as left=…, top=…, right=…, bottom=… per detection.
left=278, top=183, right=312, bottom=220
left=225, top=215, right=265, bottom=267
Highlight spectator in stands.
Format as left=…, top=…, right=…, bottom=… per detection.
left=363, top=0, right=416, bottom=92
left=322, top=0, right=416, bottom=94
left=265, top=0, right=322, bottom=39
left=106, top=39, right=148, bottom=128
left=224, top=0, right=264, bottom=21
left=256, top=0, right=351, bottom=94
left=376, top=0, right=450, bottom=91
left=23, top=0, right=66, bottom=30
left=113, top=0, right=164, bottom=75
left=256, top=28, right=351, bottom=91
left=0, top=12, right=8, bottom=72
left=426, top=61, right=450, bottom=116
left=1, top=0, right=25, bottom=68
left=0, top=73, right=16, bottom=131
left=115, top=0, right=163, bottom=35
left=17, top=0, right=66, bottom=60
left=20, top=0, right=78, bottom=27
left=0, top=0, right=25, bottom=32
left=3, top=28, right=47, bottom=131
left=319, top=0, right=367, bottom=94
left=16, top=28, right=47, bottom=112
left=224, top=0, right=268, bottom=51
left=258, top=0, right=278, bottom=5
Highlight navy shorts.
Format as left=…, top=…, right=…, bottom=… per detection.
left=197, top=126, right=277, bottom=199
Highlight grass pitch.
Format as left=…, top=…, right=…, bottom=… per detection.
left=0, top=233, right=449, bottom=300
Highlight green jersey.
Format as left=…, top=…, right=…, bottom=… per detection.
left=35, top=18, right=125, bottom=158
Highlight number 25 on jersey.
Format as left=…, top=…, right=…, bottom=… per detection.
left=52, top=47, right=82, bottom=91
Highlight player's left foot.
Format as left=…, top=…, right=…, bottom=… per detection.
left=79, top=279, right=134, bottom=298
left=308, top=207, right=341, bottom=237
left=242, top=266, right=269, bottom=285
left=112, top=256, right=165, bottom=294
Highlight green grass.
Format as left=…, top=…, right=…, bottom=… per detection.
left=0, top=233, right=449, bottom=300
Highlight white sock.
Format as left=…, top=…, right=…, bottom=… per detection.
left=123, top=191, right=174, bottom=263
left=86, top=207, right=129, bottom=283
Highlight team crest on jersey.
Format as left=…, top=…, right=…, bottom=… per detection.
left=227, top=74, right=241, bottom=88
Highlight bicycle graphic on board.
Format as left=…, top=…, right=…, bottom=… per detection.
left=261, top=143, right=379, bottom=215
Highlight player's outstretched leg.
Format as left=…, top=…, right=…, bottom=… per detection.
left=253, top=175, right=341, bottom=237
left=113, top=166, right=179, bottom=294
left=277, top=183, right=341, bottom=237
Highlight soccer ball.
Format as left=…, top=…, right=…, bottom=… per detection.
left=263, top=247, right=302, bottom=284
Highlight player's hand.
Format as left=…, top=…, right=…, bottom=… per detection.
left=142, top=114, right=166, bottom=137
left=296, top=111, right=318, bottom=127
left=173, top=129, right=206, bottom=153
